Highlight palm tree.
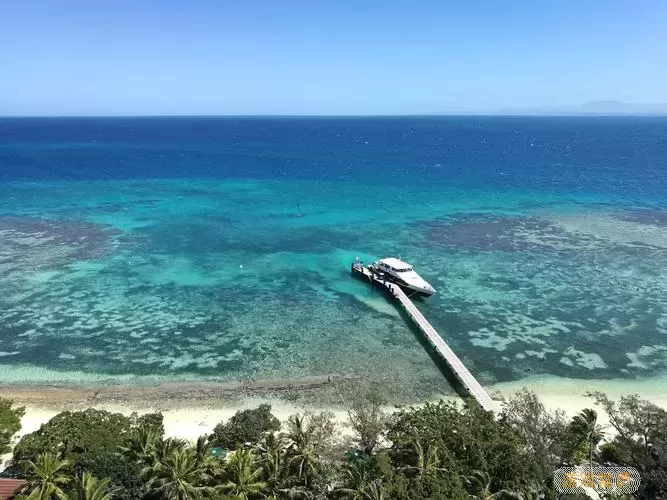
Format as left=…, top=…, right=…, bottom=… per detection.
left=74, top=472, right=111, bottom=500
left=507, top=492, right=540, bottom=500
left=153, top=437, right=188, bottom=464
left=398, top=440, right=447, bottom=479
left=465, top=470, right=520, bottom=500
left=570, top=408, right=605, bottom=469
left=219, top=447, right=267, bottom=499
left=334, top=460, right=372, bottom=499
left=191, top=434, right=226, bottom=486
left=193, top=435, right=211, bottom=465
left=335, top=461, right=387, bottom=500
left=285, top=415, right=319, bottom=488
left=364, top=481, right=386, bottom=500
left=255, top=434, right=291, bottom=494
left=20, top=452, right=71, bottom=500
left=119, top=425, right=158, bottom=466
left=144, top=448, right=211, bottom=500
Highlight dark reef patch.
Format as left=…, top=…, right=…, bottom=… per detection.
left=418, top=213, right=584, bottom=252
left=616, top=210, right=667, bottom=227
left=0, top=216, right=119, bottom=275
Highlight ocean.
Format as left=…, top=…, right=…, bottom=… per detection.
left=1, top=116, right=666, bottom=403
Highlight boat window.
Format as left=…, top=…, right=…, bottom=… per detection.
left=397, top=267, right=413, bottom=272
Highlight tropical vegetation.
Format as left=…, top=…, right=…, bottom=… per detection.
left=0, top=390, right=664, bottom=499
left=0, top=397, right=25, bottom=461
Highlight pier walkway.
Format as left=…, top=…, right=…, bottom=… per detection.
left=352, top=263, right=498, bottom=413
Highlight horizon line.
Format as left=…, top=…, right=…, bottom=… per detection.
left=2, top=112, right=667, bottom=119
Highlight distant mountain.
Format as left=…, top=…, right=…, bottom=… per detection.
left=506, top=101, right=667, bottom=116
left=431, top=101, right=667, bottom=116
left=573, top=100, right=667, bottom=115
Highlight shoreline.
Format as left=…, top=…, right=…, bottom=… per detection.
left=2, top=373, right=666, bottom=437
left=3, top=371, right=667, bottom=409
left=4, top=373, right=667, bottom=413
left=0, top=373, right=362, bottom=408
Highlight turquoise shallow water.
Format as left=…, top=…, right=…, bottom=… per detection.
left=1, top=117, right=666, bottom=402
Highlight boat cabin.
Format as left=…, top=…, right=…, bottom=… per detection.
left=376, top=257, right=413, bottom=273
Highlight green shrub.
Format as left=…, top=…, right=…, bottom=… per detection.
left=210, top=404, right=280, bottom=450
left=78, top=453, right=143, bottom=500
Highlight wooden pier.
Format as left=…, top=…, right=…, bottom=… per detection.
left=352, top=263, right=498, bottom=413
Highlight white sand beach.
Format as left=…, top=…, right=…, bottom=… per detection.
left=492, top=373, right=667, bottom=429
left=12, top=398, right=350, bottom=442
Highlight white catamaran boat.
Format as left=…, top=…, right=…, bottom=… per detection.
left=371, top=257, right=436, bottom=296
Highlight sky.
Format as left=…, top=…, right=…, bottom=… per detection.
left=1, top=0, right=666, bottom=116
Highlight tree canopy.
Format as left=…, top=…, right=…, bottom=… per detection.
left=387, top=399, right=541, bottom=497
left=588, top=391, right=667, bottom=499
left=12, top=408, right=164, bottom=465
left=210, top=404, right=281, bottom=450
left=347, top=388, right=389, bottom=455
left=0, top=397, right=25, bottom=463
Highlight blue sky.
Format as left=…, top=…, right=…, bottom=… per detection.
left=1, top=0, right=666, bottom=115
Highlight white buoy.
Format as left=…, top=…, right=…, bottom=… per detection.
left=239, top=264, right=243, bottom=269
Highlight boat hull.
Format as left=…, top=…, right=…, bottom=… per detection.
left=399, top=282, right=436, bottom=297
left=366, top=264, right=435, bottom=296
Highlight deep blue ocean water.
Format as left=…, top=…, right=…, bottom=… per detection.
left=2, top=117, right=666, bottom=197
left=1, top=116, right=666, bottom=402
